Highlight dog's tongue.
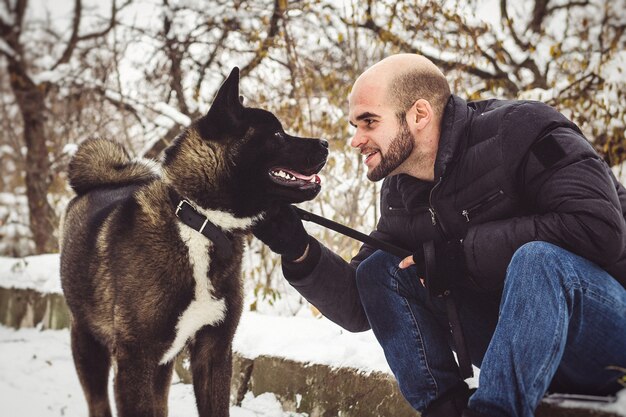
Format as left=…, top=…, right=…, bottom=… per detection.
left=283, top=169, right=315, bottom=181
left=271, top=167, right=322, bottom=185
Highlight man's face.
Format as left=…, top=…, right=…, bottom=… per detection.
left=367, top=118, right=414, bottom=181
left=349, top=82, right=415, bottom=181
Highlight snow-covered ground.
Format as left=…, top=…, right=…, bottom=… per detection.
left=0, top=326, right=303, bottom=417
left=0, top=254, right=391, bottom=373
left=0, top=254, right=394, bottom=416
left=1, top=255, right=625, bottom=416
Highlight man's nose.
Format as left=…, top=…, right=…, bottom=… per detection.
left=350, top=130, right=366, bottom=149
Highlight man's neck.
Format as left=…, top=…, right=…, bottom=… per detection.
left=399, top=146, right=437, bottom=181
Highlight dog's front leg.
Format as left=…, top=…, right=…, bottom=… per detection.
left=190, top=327, right=233, bottom=417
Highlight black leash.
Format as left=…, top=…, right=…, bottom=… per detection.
left=292, top=206, right=412, bottom=259
left=294, top=205, right=474, bottom=380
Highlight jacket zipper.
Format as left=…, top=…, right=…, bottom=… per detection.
left=461, top=190, right=505, bottom=222
left=388, top=205, right=430, bottom=214
left=428, top=177, right=449, bottom=238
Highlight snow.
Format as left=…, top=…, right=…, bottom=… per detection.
left=154, top=102, right=192, bottom=127
left=544, top=391, right=626, bottom=416
left=31, top=64, right=71, bottom=85
left=1, top=325, right=624, bottom=416
left=0, top=326, right=305, bottom=417
left=614, top=161, right=626, bottom=184
left=0, top=254, right=391, bottom=373
left=0, top=194, right=35, bottom=257
left=0, top=253, right=393, bottom=416
left=62, top=143, right=79, bottom=156
left=0, top=255, right=62, bottom=294
left=0, top=38, right=15, bottom=58
left=234, top=312, right=390, bottom=374
left=1, top=255, right=626, bottom=415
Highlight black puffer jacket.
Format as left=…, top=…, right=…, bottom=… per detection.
left=283, top=95, right=626, bottom=332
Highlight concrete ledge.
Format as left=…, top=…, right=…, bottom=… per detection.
left=0, top=287, right=70, bottom=330
left=1, top=285, right=622, bottom=417
left=175, top=352, right=418, bottom=416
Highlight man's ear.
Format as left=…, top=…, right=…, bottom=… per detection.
left=407, top=99, right=433, bottom=131
left=200, top=67, right=243, bottom=135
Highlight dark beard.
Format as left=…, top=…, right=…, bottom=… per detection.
left=368, top=120, right=414, bottom=182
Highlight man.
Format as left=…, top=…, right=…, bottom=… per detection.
left=253, top=54, right=626, bottom=417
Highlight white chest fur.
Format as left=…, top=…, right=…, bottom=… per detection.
left=159, top=222, right=227, bottom=365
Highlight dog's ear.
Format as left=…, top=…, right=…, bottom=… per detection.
left=200, top=67, right=243, bottom=137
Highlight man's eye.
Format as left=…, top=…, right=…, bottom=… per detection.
left=365, top=119, right=375, bottom=127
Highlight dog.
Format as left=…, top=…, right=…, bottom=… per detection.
left=59, top=67, right=328, bottom=417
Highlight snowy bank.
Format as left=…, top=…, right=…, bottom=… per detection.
left=0, top=254, right=390, bottom=374
left=0, top=326, right=306, bottom=417
left=1, top=255, right=625, bottom=417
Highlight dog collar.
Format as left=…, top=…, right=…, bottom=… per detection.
left=174, top=199, right=233, bottom=259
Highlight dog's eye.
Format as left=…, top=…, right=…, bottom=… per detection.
left=274, top=132, right=283, bottom=139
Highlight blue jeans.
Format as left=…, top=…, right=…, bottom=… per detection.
left=356, top=241, right=626, bottom=417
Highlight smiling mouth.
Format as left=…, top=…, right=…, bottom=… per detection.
left=269, top=168, right=322, bottom=189
left=364, top=150, right=379, bottom=164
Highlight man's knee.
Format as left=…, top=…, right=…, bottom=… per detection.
left=509, top=241, right=570, bottom=270
left=355, top=250, right=400, bottom=292
left=506, top=241, right=580, bottom=292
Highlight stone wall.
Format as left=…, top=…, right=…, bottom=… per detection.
left=0, top=287, right=70, bottom=330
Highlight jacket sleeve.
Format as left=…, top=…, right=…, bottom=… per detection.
left=463, top=124, right=626, bottom=291
left=281, top=236, right=371, bottom=332
left=279, top=180, right=405, bottom=332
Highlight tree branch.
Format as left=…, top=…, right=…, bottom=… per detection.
left=500, top=0, right=529, bottom=50
left=1, top=0, right=27, bottom=58
left=546, top=1, right=590, bottom=15
left=240, top=0, right=286, bottom=78
left=77, top=0, right=128, bottom=41
left=528, top=0, right=549, bottom=33
left=0, top=16, right=11, bottom=38
left=52, top=0, right=127, bottom=70
left=193, top=26, right=231, bottom=102
left=161, top=0, right=190, bottom=116
left=51, top=0, right=81, bottom=70
left=357, top=13, right=502, bottom=81
left=13, top=0, right=27, bottom=36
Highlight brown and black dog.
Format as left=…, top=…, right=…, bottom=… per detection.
left=60, top=67, right=327, bottom=417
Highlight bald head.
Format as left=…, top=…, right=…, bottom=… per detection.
left=352, top=54, right=451, bottom=121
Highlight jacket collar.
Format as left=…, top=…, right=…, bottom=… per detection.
left=392, top=95, right=473, bottom=209
left=434, top=94, right=473, bottom=179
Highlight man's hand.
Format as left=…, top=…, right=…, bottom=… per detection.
left=398, top=240, right=466, bottom=294
left=399, top=254, right=419, bottom=269
left=399, top=251, right=426, bottom=286
left=252, top=205, right=310, bottom=262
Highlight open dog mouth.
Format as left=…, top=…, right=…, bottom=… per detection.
left=269, top=168, right=322, bottom=188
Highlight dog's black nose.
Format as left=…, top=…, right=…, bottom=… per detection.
left=320, top=140, right=329, bottom=148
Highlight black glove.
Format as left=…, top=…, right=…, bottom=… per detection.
left=412, top=239, right=466, bottom=297
left=252, top=205, right=309, bottom=261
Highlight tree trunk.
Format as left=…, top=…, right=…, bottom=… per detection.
left=8, top=62, right=59, bottom=254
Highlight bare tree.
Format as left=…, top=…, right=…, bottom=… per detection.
left=340, top=0, right=625, bottom=165
left=138, top=0, right=289, bottom=158
left=0, top=0, right=128, bottom=253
